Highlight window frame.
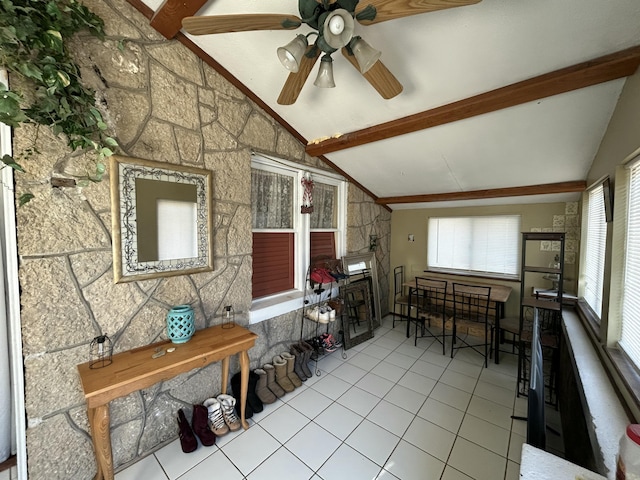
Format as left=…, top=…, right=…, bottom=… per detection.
left=426, top=214, right=521, bottom=280
left=250, top=154, right=347, bottom=324
left=578, top=178, right=608, bottom=321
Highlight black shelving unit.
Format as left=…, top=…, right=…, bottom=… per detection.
left=517, top=232, right=565, bottom=406
left=300, top=258, right=347, bottom=375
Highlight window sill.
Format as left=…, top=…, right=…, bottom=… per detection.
left=424, top=268, right=520, bottom=283
left=575, top=299, right=602, bottom=342
left=562, top=309, right=630, bottom=476
left=250, top=290, right=304, bottom=324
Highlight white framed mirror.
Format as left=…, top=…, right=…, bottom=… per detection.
left=342, top=252, right=382, bottom=330
left=110, top=155, right=213, bottom=283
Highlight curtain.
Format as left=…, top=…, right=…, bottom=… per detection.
left=251, top=169, right=293, bottom=229
left=310, top=182, right=336, bottom=229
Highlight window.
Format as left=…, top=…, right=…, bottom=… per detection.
left=427, top=215, right=520, bottom=277
left=251, top=154, right=346, bottom=318
left=581, top=182, right=607, bottom=319
left=618, top=160, right=640, bottom=368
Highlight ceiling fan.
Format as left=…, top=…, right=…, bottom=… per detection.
left=182, top=0, right=481, bottom=105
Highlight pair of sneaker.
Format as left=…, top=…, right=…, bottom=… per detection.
left=203, top=394, right=241, bottom=436
left=319, top=333, right=341, bottom=353
left=310, top=268, right=334, bottom=285
left=306, top=305, right=336, bottom=323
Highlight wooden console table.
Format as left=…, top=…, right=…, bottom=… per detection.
left=77, top=324, right=258, bottom=480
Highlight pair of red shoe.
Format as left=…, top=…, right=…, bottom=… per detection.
left=310, top=267, right=334, bottom=285
left=177, top=405, right=215, bottom=453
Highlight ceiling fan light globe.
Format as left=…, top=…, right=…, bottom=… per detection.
left=277, top=35, right=308, bottom=72
left=328, top=15, right=344, bottom=35
left=323, top=9, right=355, bottom=49
left=314, top=55, right=336, bottom=88
left=350, top=37, right=381, bottom=74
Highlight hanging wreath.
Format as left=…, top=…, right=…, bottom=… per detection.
left=301, top=173, right=314, bottom=214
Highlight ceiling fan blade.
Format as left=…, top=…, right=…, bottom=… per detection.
left=278, top=46, right=322, bottom=105
left=341, top=48, right=403, bottom=99
left=182, top=14, right=302, bottom=35
left=355, top=0, right=481, bottom=25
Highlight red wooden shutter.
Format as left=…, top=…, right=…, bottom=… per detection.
left=252, top=232, right=294, bottom=299
left=310, top=232, right=336, bottom=260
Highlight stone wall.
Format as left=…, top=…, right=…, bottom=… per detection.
left=11, top=0, right=390, bottom=478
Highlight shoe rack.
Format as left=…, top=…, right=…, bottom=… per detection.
left=301, top=256, right=348, bottom=376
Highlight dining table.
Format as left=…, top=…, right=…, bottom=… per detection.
left=403, top=276, right=512, bottom=364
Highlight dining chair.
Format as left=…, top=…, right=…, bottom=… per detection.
left=451, top=282, right=492, bottom=367
left=392, top=266, right=411, bottom=328
left=412, top=277, right=449, bottom=354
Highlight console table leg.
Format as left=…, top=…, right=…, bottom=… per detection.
left=88, top=405, right=113, bottom=480
left=239, top=350, right=250, bottom=430
left=220, top=356, right=229, bottom=394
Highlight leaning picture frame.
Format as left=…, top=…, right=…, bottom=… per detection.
left=341, top=279, right=374, bottom=350
left=110, top=155, right=214, bottom=283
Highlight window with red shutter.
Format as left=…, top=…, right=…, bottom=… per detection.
left=251, top=155, right=346, bottom=305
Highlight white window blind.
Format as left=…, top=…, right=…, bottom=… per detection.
left=428, top=215, right=520, bottom=276
left=583, top=184, right=606, bottom=318
left=619, top=161, right=640, bottom=367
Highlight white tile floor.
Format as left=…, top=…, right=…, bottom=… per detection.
left=115, top=316, right=543, bottom=480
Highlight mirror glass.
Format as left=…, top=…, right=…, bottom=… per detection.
left=342, top=252, right=382, bottom=330
left=341, top=279, right=374, bottom=349
left=110, top=155, right=213, bottom=283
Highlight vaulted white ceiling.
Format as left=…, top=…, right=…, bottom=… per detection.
left=141, top=0, right=640, bottom=209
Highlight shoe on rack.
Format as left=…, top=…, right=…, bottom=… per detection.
left=325, top=333, right=342, bottom=348
left=320, top=268, right=335, bottom=284
left=177, top=408, right=197, bottom=453
left=320, top=334, right=337, bottom=353
left=191, top=404, right=216, bottom=447
left=327, top=307, right=336, bottom=322
left=307, top=337, right=324, bottom=359
left=202, top=398, right=229, bottom=436
left=306, top=306, right=321, bottom=322
left=217, top=394, right=242, bottom=431
left=318, top=309, right=330, bottom=323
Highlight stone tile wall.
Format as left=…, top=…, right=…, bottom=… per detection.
left=11, top=0, right=390, bottom=478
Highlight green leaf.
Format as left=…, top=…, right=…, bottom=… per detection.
left=1, top=154, right=24, bottom=172
left=104, top=137, right=118, bottom=147
left=18, top=193, right=34, bottom=206
left=57, top=70, right=71, bottom=87
left=96, top=120, right=107, bottom=131
left=96, top=162, right=106, bottom=174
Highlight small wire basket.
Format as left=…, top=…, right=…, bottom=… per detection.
left=89, top=334, right=113, bottom=369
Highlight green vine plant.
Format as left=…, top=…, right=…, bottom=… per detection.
left=0, top=0, right=117, bottom=205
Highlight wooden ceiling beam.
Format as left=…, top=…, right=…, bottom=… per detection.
left=376, top=181, right=586, bottom=205
left=150, top=0, right=207, bottom=39
left=306, top=45, right=640, bottom=157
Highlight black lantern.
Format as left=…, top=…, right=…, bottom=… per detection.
left=89, top=334, right=113, bottom=369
